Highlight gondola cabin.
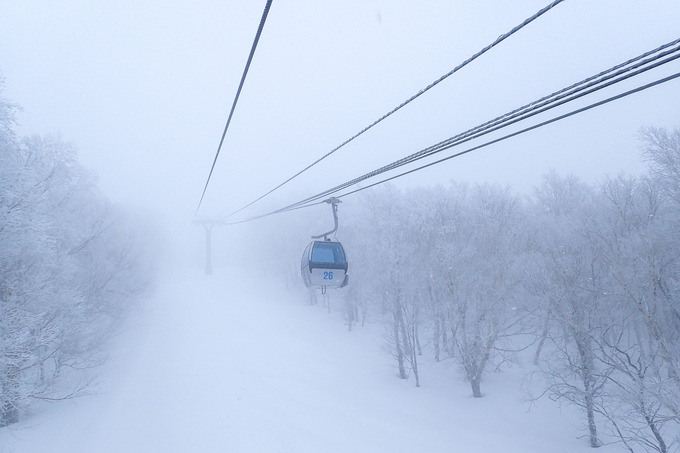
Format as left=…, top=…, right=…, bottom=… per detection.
left=301, top=240, right=348, bottom=289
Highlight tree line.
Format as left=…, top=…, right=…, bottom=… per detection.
left=261, top=127, right=680, bottom=451
left=0, top=85, right=154, bottom=427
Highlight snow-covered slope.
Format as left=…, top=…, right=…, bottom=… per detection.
left=1, top=266, right=627, bottom=452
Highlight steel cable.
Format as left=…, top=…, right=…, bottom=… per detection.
left=224, top=0, right=566, bottom=218
left=196, top=0, right=274, bottom=215
left=223, top=40, right=680, bottom=223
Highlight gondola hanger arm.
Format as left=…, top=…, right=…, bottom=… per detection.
left=312, top=197, right=341, bottom=240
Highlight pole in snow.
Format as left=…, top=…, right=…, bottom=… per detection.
left=194, top=217, right=224, bottom=276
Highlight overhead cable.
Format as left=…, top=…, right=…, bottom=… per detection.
left=196, top=0, right=274, bottom=215
left=224, top=0, right=566, bottom=218
left=337, top=71, right=680, bottom=201
left=265, top=39, right=680, bottom=213
left=222, top=39, right=680, bottom=224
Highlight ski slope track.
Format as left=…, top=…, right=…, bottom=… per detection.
left=2, top=267, right=627, bottom=452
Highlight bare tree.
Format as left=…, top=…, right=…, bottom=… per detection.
left=529, top=173, right=608, bottom=448
left=446, top=185, right=528, bottom=398
left=588, top=174, right=680, bottom=451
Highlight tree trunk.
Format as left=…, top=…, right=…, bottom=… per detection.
left=415, top=322, right=422, bottom=356
left=471, top=378, right=482, bottom=398
left=392, top=299, right=407, bottom=379
left=433, top=316, right=441, bottom=362
left=412, top=350, right=420, bottom=387
left=410, top=324, right=420, bottom=387
left=584, top=392, right=600, bottom=448
left=533, top=318, right=550, bottom=365
left=345, top=300, right=355, bottom=331
left=400, top=314, right=411, bottom=358
left=579, top=339, right=600, bottom=448
left=645, top=414, right=667, bottom=453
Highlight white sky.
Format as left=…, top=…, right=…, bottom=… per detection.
left=1, top=0, right=679, bottom=230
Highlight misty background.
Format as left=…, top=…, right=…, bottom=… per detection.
left=1, top=1, right=680, bottom=451
left=2, top=1, right=679, bottom=259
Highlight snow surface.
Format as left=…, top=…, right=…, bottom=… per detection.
left=1, top=266, right=629, bottom=452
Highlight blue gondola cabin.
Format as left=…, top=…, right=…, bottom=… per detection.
left=301, top=240, right=348, bottom=289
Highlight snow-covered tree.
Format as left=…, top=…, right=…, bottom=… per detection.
left=589, top=172, right=680, bottom=452
left=445, top=184, right=529, bottom=398
left=529, top=172, right=609, bottom=448
left=245, top=124, right=680, bottom=449
left=0, top=88, right=153, bottom=426
left=344, top=183, right=530, bottom=394
left=529, top=165, right=680, bottom=450
left=642, top=127, right=680, bottom=206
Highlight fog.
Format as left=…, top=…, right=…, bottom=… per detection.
left=2, top=2, right=680, bottom=450
left=2, top=1, right=680, bottom=257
